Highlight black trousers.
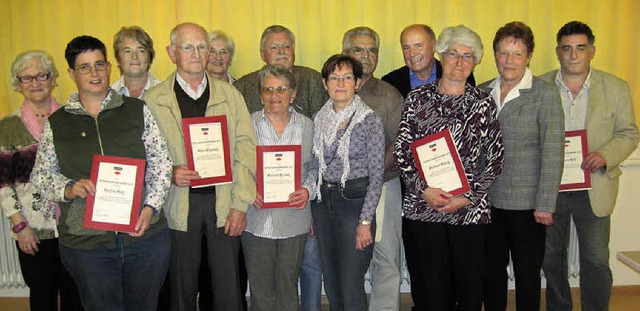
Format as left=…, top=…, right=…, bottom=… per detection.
left=17, top=238, right=83, bottom=311
left=197, top=239, right=249, bottom=311
left=483, top=207, right=545, bottom=311
left=168, top=192, right=244, bottom=311
left=403, top=218, right=486, bottom=311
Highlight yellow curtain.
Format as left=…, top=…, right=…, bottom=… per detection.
left=1, top=0, right=639, bottom=123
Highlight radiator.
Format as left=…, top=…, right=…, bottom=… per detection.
left=0, top=217, right=26, bottom=289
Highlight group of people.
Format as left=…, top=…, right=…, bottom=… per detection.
left=0, top=19, right=637, bottom=311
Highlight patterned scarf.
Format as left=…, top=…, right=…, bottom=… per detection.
left=313, top=95, right=373, bottom=201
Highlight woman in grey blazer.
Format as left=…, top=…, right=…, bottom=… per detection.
left=479, top=22, right=565, bottom=311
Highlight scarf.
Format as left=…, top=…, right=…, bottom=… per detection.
left=313, top=95, right=373, bottom=201
left=20, top=96, right=60, bottom=142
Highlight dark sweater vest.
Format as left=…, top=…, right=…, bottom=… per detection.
left=174, top=79, right=216, bottom=194
left=48, top=95, right=166, bottom=249
left=174, top=77, right=210, bottom=118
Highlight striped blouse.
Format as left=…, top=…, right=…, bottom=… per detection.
left=246, top=108, right=316, bottom=238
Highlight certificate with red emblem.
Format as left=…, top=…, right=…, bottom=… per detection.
left=410, top=129, right=470, bottom=196
left=182, top=116, right=233, bottom=187
left=84, top=155, right=146, bottom=233
left=560, top=130, right=591, bottom=191
left=257, top=145, right=301, bottom=208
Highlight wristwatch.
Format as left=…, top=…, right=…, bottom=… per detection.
left=359, top=219, right=371, bottom=226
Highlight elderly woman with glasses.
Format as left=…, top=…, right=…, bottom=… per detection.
left=395, top=25, right=504, bottom=311
left=30, top=35, right=172, bottom=311
left=312, top=54, right=384, bottom=311
left=241, top=65, right=316, bottom=311
left=1, top=50, right=83, bottom=311
left=207, top=30, right=236, bottom=83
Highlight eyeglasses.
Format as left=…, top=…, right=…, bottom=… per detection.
left=350, top=46, right=379, bottom=55
left=209, top=49, right=230, bottom=58
left=17, top=72, right=50, bottom=84
left=327, top=74, right=356, bottom=83
left=444, top=50, right=474, bottom=64
left=261, top=86, right=289, bottom=95
left=177, top=44, right=210, bottom=55
left=74, top=61, right=109, bottom=75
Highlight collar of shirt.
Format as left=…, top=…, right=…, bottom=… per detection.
left=227, top=72, right=236, bottom=84
left=489, top=67, right=533, bottom=114
left=175, top=73, right=208, bottom=100
left=555, top=67, right=592, bottom=131
left=555, top=66, right=592, bottom=99
left=409, top=65, right=437, bottom=90
left=110, top=72, right=159, bottom=99
left=65, top=88, right=114, bottom=114
left=254, top=106, right=302, bottom=143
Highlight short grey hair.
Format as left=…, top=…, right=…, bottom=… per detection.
left=11, top=50, right=58, bottom=91
left=169, top=22, right=207, bottom=46
left=435, top=25, right=484, bottom=64
left=342, top=26, right=380, bottom=52
left=207, top=30, right=236, bottom=58
left=260, top=25, right=295, bottom=52
left=258, top=65, right=297, bottom=93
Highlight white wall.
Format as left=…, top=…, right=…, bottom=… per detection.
left=610, top=151, right=640, bottom=285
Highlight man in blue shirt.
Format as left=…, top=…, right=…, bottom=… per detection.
left=382, top=24, right=475, bottom=97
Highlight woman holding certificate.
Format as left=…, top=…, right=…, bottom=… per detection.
left=1, top=50, right=83, bottom=311
left=30, top=36, right=172, bottom=311
left=394, top=26, right=504, bottom=311
left=479, top=22, right=564, bottom=311
left=244, top=66, right=316, bottom=311
left=312, top=54, right=385, bottom=311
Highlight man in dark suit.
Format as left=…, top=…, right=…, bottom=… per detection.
left=382, top=24, right=475, bottom=98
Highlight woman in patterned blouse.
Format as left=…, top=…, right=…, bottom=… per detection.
left=0, top=51, right=83, bottom=311
left=312, top=54, right=385, bottom=311
left=394, top=26, right=504, bottom=311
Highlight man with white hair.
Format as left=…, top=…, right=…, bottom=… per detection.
left=144, top=22, right=257, bottom=311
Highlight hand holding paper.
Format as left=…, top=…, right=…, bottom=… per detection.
left=253, top=193, right=264, bottom=209
left=172, top=165, right=200, bottom=187
left=433, top=195, right=470, bottom=215
left=65, top=179, right=95, bottom=200
left=581, top=152, right=606, bottom=173
left=421, top=187, right=452, bottom=208
left=288, top=188, right=309, bottom=209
